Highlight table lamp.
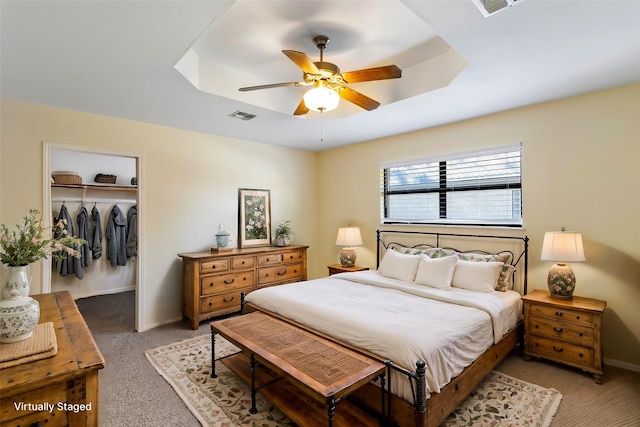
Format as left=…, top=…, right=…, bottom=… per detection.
left=541, top=230, right=585, bottom=299
left=335, top=227, right=363, bottom=267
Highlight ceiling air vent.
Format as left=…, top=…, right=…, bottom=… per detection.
left=472, top=0, right=523, bottom=17
left=229, top=111, right=256, bottom=121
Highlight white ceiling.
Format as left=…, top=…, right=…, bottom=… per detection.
left=2, top=1, right=640, bottom=152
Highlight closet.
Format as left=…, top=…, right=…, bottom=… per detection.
left=48, top=148, right=139, bottom=302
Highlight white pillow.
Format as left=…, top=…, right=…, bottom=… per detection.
left=451, top=260, right=503, bottom=293
left=414, top=255, right=458, bottom=289
left=378, top=249, right=421, bottom=282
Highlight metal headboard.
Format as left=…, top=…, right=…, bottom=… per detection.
left=376, top=229, right=529, bottom=295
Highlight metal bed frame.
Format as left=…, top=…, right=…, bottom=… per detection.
left=362, top=229, right=530, bottom=427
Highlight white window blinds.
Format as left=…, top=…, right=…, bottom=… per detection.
left=380, top=144, right=522, bottom=227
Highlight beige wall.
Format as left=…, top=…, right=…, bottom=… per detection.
left=317, top=83, right=640, bottom=367
left=2, top=82, right=639, bottom=367
left=1, top=99, right=319, bottom=330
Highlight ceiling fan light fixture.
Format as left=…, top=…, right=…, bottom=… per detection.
left=303, top=82, right=340, bottom=113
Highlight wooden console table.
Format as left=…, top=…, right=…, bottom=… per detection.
left=0, top=292, right=105, bottom=427
left=211, top=312, right=386, bottom=427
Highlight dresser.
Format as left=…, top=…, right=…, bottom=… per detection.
left=179, top=245, right=308, bottom=329
left=0, top=292, right=105, bottom=426
left=522, top=289, right=607, bottom=383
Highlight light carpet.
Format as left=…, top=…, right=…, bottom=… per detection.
left=145, top=335, right=562, bottom=427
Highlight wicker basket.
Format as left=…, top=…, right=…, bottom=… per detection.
left=94, top=174, right=117, bottom=184
left=52, top=172, right=82, bottom=185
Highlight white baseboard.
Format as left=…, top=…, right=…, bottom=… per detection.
left=605, top=358, right=640, bottom=373
left=142, top=316, right=184, bottom=332
left=72, top=286, right=135, bottom=300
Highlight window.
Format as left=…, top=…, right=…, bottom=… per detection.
left=380, top=144, right=522, bottom=227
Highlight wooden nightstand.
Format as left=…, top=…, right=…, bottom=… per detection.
left=522, top=289, right=607, bottom=383
left=327, top=264, right=369, bottom=276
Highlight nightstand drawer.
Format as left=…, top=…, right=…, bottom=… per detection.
left=529, top=316, right=594, bottom=347
left=527, top=303, right=594, bottom=326
left=529, top=335, right=594, bottom=368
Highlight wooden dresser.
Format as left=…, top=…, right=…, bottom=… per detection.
left=179, top=245, right=308, bottom=329
left=522, top=289, right=607, bottom=383
left=0, top=292, right=105, bottom=426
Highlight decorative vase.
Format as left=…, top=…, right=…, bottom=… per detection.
left=0, top=265, right=40, bottom=343
left=215, top=224, right=230, bottom=248
left=274, top=236, right=291, bottom=247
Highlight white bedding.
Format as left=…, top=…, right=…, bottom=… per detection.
left=244, top=270, right=522, bottom=400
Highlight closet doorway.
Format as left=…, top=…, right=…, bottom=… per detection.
left=43, top=142, right=144, bottom=332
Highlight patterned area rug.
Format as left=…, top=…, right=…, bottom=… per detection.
left=145, top=335, right=562, bottom=427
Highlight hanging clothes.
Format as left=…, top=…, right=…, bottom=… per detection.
left=76, top=206, right=91, bottom=274
left=106, top=205, right=127, bottom=266
left=126, top=205, right=137, bottom=258
left=54, top=204, right=82, bottom=279
left=91, top=205, right=103, bottom=259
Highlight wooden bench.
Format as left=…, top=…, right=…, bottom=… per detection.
left=210, top=312, right=387, bottom=426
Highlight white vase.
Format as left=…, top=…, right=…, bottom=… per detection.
left=0, top=265, right=40, bottom=343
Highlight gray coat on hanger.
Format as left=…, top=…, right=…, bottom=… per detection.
left=106, top=205, right=127, bottom=266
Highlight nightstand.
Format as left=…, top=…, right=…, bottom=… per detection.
left=327, top=264, right=369, bottom=276
left=522, top=289, right=607, bottom=383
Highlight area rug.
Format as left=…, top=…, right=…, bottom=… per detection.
left=145, top=335, right=562, bottom=427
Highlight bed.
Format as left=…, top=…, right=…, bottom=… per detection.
left=243, top=229, right=529, bottom=427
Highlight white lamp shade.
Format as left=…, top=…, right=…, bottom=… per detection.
left=541, top=231, right=585, bottom=262
left=335, top=227, right=363, bottom=247
left=303, top=82, right=340, bottom=112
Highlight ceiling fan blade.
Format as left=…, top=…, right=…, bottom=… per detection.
left=293, top=98, right=309, bottom=116
left=282, top=50, right=320, bottom=75
left=342, top=65, right=402, bottom=83
left=239, top=81, right=303, bottom=92
left=339, top=87, right=380, bottom=111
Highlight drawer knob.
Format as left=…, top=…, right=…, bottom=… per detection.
left=553, top=326, right=563, bottom=333
left=553, top=346, right=564, bottom=353
left=555, top=311, right=563, bottom=317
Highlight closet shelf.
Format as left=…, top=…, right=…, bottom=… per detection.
left=52, top=183, right=137, bottom=192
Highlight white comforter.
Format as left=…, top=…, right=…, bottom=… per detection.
left=244, top=270, right=521, bottom=399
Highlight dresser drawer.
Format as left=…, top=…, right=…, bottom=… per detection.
left=200, top=259, right=230, bottom=274
left=258, top=253, right=283, bottom=266
left=281, top=249, right=304, bottom=263
left=1, top=382, right=68, bottom=427
left=258, top=262, right=304, bottom=286
left=200, top=289, right=248, bottom=314
left=528, top=316, right=594, bottom=347
left=529, top=335, right=595, bottom=369
left=526, top=303, right=594, bottom=326
left=201, top=271, right=255, bottom=296
left=232, top=255, right=255, bottom=270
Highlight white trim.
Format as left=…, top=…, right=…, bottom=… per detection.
left=42, top=141, right=145, bottom=332
left=380, top=142, right=522, bottom=169
left=605, top=358, right=640, bottom=373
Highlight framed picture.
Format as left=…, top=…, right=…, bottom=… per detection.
left=238, top=188, right=271, bottom=248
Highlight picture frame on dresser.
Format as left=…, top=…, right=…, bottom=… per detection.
left=238, top=188, right=271, bottom=248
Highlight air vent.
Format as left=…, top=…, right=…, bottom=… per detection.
left=229, top=111, right=256, bottom=121
left=472, top=0, right=523, bottom=17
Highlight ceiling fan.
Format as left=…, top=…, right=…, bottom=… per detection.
left=238, top=35, right=402, bottom=115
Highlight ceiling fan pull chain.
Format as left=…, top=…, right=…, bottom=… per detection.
left=320, top=109, right=324, bottom=142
